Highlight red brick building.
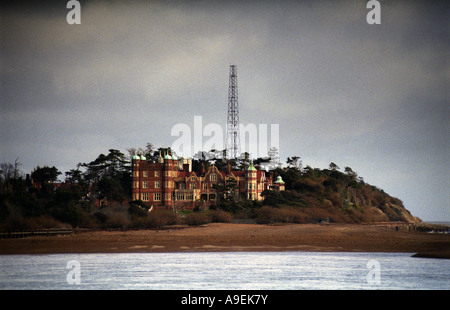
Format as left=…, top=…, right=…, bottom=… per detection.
left=131, top=153, right=284, bottom=210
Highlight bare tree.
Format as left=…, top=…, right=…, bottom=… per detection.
left=13, top=157, right=22, bottom=179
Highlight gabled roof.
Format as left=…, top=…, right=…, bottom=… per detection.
left=258, top=170, right=266, bottom=180
left=176, top=171, right=188, bottom=178
left=231, top=171, right=246, bottom=178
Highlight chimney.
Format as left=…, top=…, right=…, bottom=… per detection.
left=201, top=163, right=205, bottom=175
left=183, top=164, right=190, bottom=174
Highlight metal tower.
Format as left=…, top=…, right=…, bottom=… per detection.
left=226, top=65, right=240, bottom=159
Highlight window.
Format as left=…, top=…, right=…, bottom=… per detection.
left=133, top=181, right=139, bottom=188
left=155, top=181, right=160, bottom=188
left=191, top=176, right=195, bottom=181
left=142, top=193, right=149, bottom=201
left=190, top=183, right=197, bottom=189
left=202, top=183, right=208, bottom=190
left=143, top=181, right=148, bottom=188
left=154, top=193, right=161, bottom=201
left=210, top=174, right=217, bottom=181
left=179, top=183, right=185, bottom=189
left=155, top=171, right=160, bottom=177
left=133, top=171, right=138, bottom=177
left=143, top=171, right=148, bottom=177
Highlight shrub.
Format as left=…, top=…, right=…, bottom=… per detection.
left=255, top=206, right=277, bottom=224
left=0, top=214, right=29, bottom=232
left=93, top=211, right=107, bottom=223
left=277, top=208, right=307, bottom=223
left=185, top=212, right=211, bottom=226
left=255, top=206, right=307, bottom=224
left=104, top=212, right=130, bottom=229
left=50, top=203, right=90, bottom=228
left=129, top=217, right=147, bottom=229
left=129, top=209, right=178, bottom=229
left=148, top=210, right=178, bottom=228
left=0, top=214, right=69, bottom=231
left=209, top=210, right=233, bottom=223
left=128, top=204, right=148, bottom=218
left=26, top=215, right=68, bottom=230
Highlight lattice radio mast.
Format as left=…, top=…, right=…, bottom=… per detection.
left=226, top=65, right=240, bottom=159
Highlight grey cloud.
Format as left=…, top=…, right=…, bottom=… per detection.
left=0, top=0, right=448, bottom=221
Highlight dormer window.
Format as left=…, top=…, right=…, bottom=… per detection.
left=210, top=174, right=217, bottom=181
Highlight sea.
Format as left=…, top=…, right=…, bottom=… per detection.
left=0, top=251, right=449, bottom=290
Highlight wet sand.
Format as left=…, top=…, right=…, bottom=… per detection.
left=1, top=223, right=449, bottom=257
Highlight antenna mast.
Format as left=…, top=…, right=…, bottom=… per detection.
left=226, top=65, right=240, bottom=159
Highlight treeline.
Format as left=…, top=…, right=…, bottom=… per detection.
left=0, top=145, right=256, bottom=231
left=0, top=146, right=419, bottom=232
left=0, top=149, right=132, bottom=231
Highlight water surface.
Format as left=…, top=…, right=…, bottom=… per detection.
left=0, top=252, right=448, bottom=289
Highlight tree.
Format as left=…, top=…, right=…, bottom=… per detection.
left=237, top=152, right=251, bottom=170
left=144, top=143, right=155, bottom=158
left=344, top=166, right=357, bottom=180
left=127, top=143, right=154, bottom=160
left=83, top=149, right=129, bottom=178
left=97, top=176, right=126, bottom=204
left=65, top=167, right=83, bottom=184
left=31, top=166, right=61, bottom=185
left=106, top=149, right=128, bottom=177
left=213, top=177, right=239, bottom=210
left=79, top=149, right=131, bottom=204
left=329, top=162, right=340, bottom=171
left=0, top=163, right=15, bottom=194
left=30, top=166, right=61, bottom=196
left=287, top=156, right=302, bottom=171
left=0, top=158, right=24, bottom=194
left=275, top=166, right=302, bottom=190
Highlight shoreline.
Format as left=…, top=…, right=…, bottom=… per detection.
left=1, top=223, right=449, bottom=258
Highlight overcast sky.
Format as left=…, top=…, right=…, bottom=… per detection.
left=1, top=0, right=448, bottom=221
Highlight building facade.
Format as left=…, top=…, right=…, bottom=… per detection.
left=131, top=153, right=284, bottom=210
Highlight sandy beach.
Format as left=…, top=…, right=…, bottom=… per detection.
left=1, top=223, right=449, bottom=258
